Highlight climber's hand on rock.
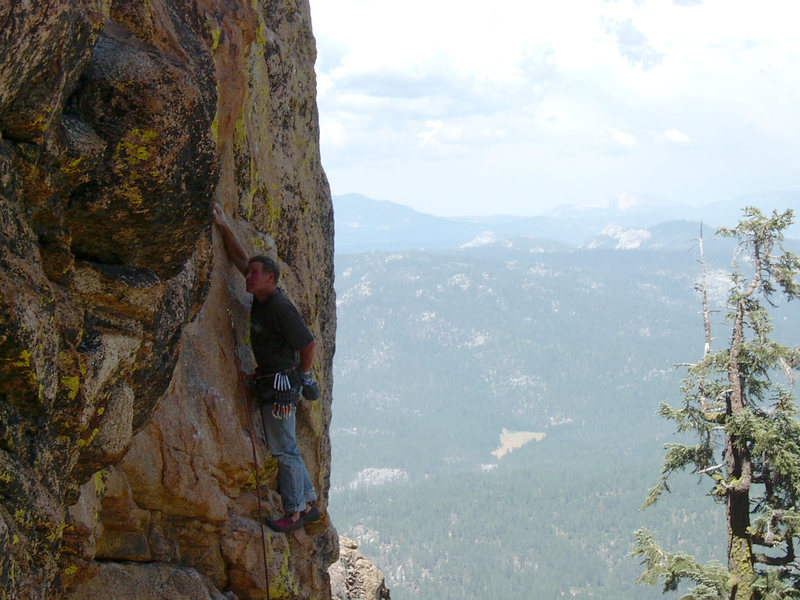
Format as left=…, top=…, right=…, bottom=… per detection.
left=212, top=203, right=229, bottom=228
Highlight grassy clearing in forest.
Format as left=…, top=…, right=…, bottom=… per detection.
left=491, top=429, right=545, bottom=459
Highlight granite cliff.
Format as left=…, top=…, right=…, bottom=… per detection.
left=0, top=1, right=338, bottom=598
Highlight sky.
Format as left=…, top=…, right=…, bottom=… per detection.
left=310, top=0, right=800, bottom=217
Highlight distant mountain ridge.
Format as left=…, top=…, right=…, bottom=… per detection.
left=334, top=191, right=800, bottom=253
left=330, top=193, right=800, bottom=599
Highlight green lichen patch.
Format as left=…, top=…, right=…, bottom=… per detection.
left=272, top=550, right=299, bottom=599
left=243, top=457, right=279, bottom=490
left=114, top=129, right=159, bottom=168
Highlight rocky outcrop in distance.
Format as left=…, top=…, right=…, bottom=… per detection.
left=1, top=1, right=337, bottom=598
left=330, top=538, right=392, bottom=600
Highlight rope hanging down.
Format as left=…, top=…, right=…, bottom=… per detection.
left=228, top=310, right=272, bottom=600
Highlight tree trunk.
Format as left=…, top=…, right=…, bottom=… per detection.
left=726, top=301, right=754, bottom=599
left=728, top=489, right=754, bottom=600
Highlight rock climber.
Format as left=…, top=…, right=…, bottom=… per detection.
left=213, top=202, right=321, bottom=532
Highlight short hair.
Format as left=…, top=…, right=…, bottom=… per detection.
left=248, top=255, right=280, bottom=283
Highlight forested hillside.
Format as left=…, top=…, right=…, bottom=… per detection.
left=328, top=223, right=800, bottom=599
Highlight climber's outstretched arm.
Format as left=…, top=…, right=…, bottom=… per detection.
left=213, top=203, right=249, bottom=275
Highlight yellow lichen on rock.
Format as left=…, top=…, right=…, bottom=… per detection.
left=1, top=0, right=336, bottom=598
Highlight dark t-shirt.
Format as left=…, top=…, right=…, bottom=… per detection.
left=249, top=288, right=314, bottom=373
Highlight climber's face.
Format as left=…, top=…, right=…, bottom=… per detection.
left=245, top=261, right=276, bottom=301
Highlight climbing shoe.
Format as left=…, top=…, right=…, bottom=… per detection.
left=302, top=504, right=322, bottom=524
left=267, top=514, right=304, bottom=532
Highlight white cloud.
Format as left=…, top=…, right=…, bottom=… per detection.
left=311, top=0, right=800, bottom=216
left=417, top=119, right=468, bottom=154
left=660, top=129, right=691, bottom=144
left=610, top=129, right=638, bottom=147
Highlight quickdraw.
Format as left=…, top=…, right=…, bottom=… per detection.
left=271, top=371, right=298, bottom=419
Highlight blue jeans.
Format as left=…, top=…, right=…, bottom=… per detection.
left=260, top=403, right=317, bottom=514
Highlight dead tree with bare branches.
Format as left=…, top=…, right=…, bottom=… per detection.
left=634, top=207, right=800, bottom=600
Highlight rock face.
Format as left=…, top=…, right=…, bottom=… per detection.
left=0, top=1, right=336, bottom=599
left=329, top=537, right=392, bottom=600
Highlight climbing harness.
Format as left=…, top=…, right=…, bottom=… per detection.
left=228, top=310, right=272, bottom=600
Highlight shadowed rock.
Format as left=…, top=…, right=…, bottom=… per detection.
left=0, top=1, right=337, bottom=598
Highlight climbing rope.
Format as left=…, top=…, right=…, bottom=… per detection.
left=228, top=310, right=272, bottom=600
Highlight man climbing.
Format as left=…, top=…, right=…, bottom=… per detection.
left=213, top=202, right=321, bottom=532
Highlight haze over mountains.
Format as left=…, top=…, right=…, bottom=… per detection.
left=329, top=192, right=800, bottom=599
left=334, top=191, right=800, bottom=253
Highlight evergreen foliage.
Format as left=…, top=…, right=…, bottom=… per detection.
left=635, top=208, right=800, bottom=599
left=330, top=214, right=800, bottom=599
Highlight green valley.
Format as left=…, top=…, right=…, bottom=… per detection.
left=328, top=206, right=800, bottom=599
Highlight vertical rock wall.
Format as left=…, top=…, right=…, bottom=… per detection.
left=0, top=1, right=337, bottom=598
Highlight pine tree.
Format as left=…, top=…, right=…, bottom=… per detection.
left=634, top=207, right=800, bottom=600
